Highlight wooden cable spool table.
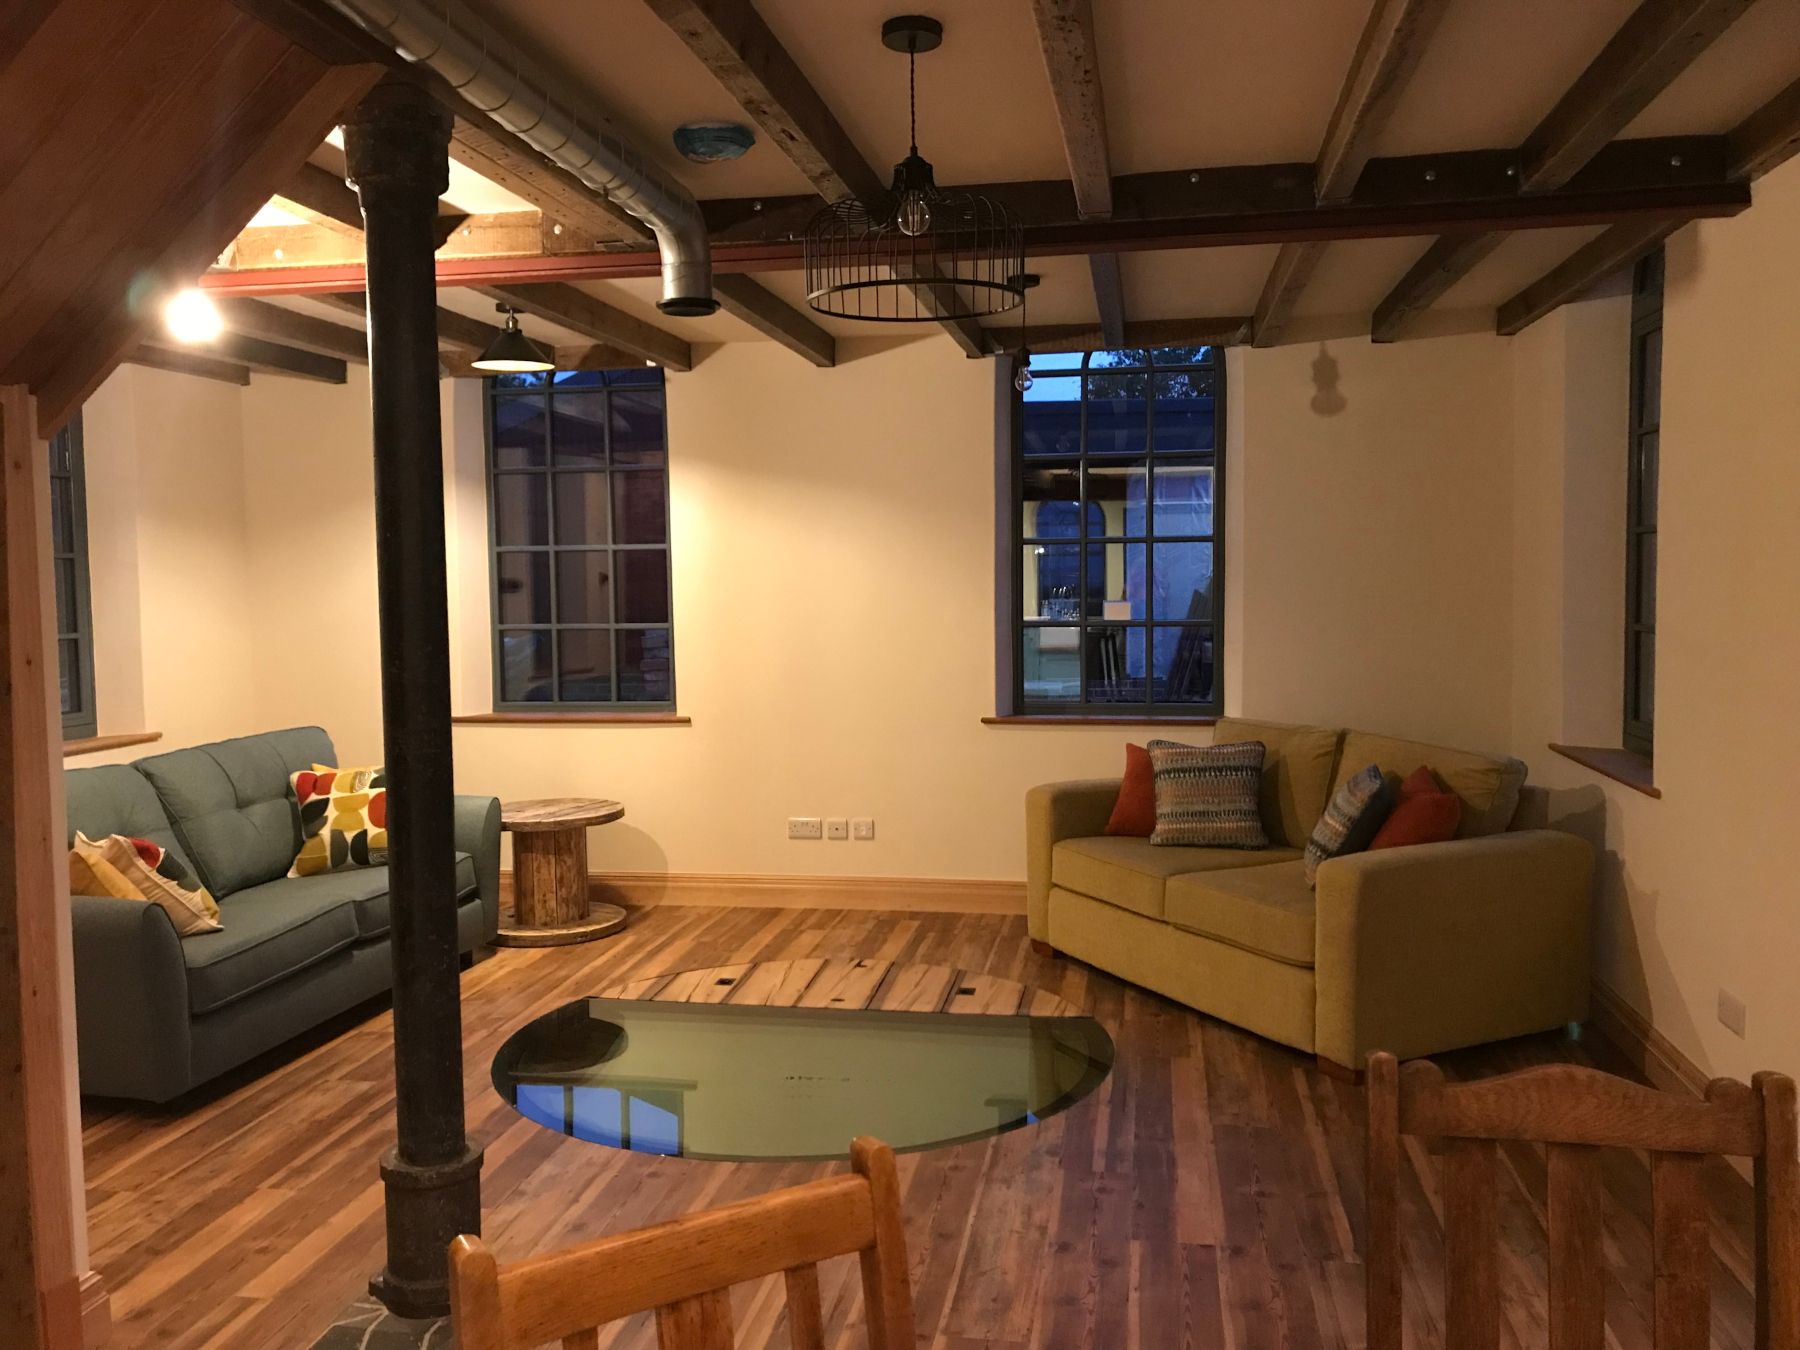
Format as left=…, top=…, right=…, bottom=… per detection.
left=494, top=797, right=626, bottom=947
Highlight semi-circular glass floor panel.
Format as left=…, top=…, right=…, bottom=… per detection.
left=492, top=960, right=1114, bottom=1162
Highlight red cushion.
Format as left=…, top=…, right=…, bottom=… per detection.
left=1396, top=765, right=1444, bottom=801
left=1369, top=788, right=1460, bottom=850
left=1104, top=743, right=1156, bottom=837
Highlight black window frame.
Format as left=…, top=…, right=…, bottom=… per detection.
left=1624, top=250, right=1661, bottom=758
left=1009, top=346, right=1225, bottom=718
left=485, top=368, right=677, bottom=711
left=50, top=414, right=97, bottom=740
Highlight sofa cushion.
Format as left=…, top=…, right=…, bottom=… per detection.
left=65, top=763, right=196, bottom=880
left=134, top=727, right=336, bottom=898
left=1165, top=861, right=1316, bottom=967
left=1211, top=717, right=1344, bottom=848
left=1052, top=835, right=1301, bottom=920
left=1331, top=731, right=1527, bottom=838
left=1146, top=739, right=1267, bottom=849
left=342, top=853, right=479, bottom=940
left=182, top=876, right=360, bottom=1014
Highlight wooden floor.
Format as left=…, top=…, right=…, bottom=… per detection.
left=81, top=905, right=1761, bottom=1350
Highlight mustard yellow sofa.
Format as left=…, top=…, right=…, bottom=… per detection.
left=1026, top=717, right=1593, bottom=1073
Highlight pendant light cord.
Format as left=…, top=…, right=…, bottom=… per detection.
left=909, top=46, right=918, bottom=156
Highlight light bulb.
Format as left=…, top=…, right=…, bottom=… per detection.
left=1014, top=364, right=1033, bottom=393
left=164, top=289, right=223, bottom=344
left=896, top=190, right=932, bottom=237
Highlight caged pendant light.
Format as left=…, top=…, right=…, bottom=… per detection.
left=804, top=15, right=1028, bottom=324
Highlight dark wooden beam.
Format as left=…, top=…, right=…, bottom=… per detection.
left=1010, top=316, right=1252, bottom=355
left=711, top=274, right=834, bottom=367
left=216, top=296, right=368, bottom=362
left=1495, top=76, right=1800, bottom=337
left=1370, top=232, right=1501, bottom=341
left=315, top=289, right=508, bottom=353
left=278, top=160, right=364, bottom=231
left=1494, top=219, right=1675, bottom=336
left=1729, top=73, right=1800, bottom=180
left=1521, top=0, right=1753, bottom=192
left=1255, top=0, right=1449, bottom=346
left=141, top=334, right=346, bottom=383
left=476, top=282, right=693, bottom=370
left=1029, top=0, right=1112, bottom=220
left=1087, top=253, right=1125, bottom=348
left=642, top=0, right=886, bottom=205
left=124, top=345, right=252, bottom=386
left=446, top=118, right=650, bottom=244
left=200, top=139, right=1751, bottom=298
left=438, top=342, right=646, bottom=378
left=1372, top=0, right=1751, bottom=342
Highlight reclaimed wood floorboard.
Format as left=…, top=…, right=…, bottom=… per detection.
left=81, top=905, right=1759, bottom=1350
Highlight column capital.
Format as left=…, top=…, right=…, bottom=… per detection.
left=344, top=79, right=452, bottom=201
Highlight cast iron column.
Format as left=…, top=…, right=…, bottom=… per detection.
left=343, top=80, right=483, bottom=1319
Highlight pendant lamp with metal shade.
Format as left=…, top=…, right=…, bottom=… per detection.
left=804, top=16, right=1028, bottom=324
left=471, top=305, right=555, bottom=373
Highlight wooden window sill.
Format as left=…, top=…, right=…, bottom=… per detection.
left=453, top=712, right=691, bottom=726
left=983, top=715, right=1219, bottom=727
left=63, top=731, right=163, bottom=758
left=1549, top=743, right=1659, bottom=798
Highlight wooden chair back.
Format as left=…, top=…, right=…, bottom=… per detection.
left=1365, top=1053, right=1798, bottom=1350
left=448, top=1136, right=916, bottom=1350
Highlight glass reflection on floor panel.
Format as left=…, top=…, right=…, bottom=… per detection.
left=492, top=998, right=1114, bottom=1162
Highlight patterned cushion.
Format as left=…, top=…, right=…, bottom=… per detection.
left=1304, top=763, right=1395, bottom=885
left=289, top=764, right=388, bottom=877
left=71, top=831, right=222, bottom=934
left=1146, top=739, right=1269, bottom=849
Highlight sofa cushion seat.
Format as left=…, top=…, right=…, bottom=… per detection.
left=1052, top=835, right=1301, bottom=920
left=1164, top=860, right=1316, bottom=967
left=344, top=853, right=480, bottom=939
left=182, top=877, right=362, bottom=1014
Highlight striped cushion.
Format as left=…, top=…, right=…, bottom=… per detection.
left=1304, top=762, right=1395, bottom=885
left=1146, top=739, right=1269, bottom=849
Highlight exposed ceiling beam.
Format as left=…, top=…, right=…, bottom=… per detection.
left=711, top=274, right=835, bottom=367
left=640, top=0, right=1001, bottom=354
left=216, top=296, right=368, bottom=362
left=1029, top=0, right=1128, bottom=351
left=1521, top=0, right=1753, bottom=192
left=226, top=213, right=541, bottom=270
left=1008, top=316, right=1253, bottom=355
left=1087, top=254, right=1125, bottom=348
left=641, top=0, right=886, bottom=205
left=314, top=290, right=509, bottom=354
left=438, top=343, right=646, bottom=378
left=446, top=118, right=651, bottom=245
left=1370, top=231, right=1501, bottom=341
left=201, top=138, right=1750, bottom=297
left=278, top=160, right=467, bottom=246
left=1494, top=219, right=1676, bottom=336
left=206, top=333, right=347, bottom=383
left=125, top=345, right=251, bottom=387
left=1371, top=0, right=1751, bottom=341
left=476, top=282, right=694, bottom=370
left=1499, top=82, right=1800, bottom=337
left=1728, top=73, right=1800, bottom=180
left=1029, top=0, right=1113, bottom=220
left=1254, top=0, right=1450, bottom=346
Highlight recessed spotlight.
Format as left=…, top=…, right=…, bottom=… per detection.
left=164, top=289, right=223, bottom=343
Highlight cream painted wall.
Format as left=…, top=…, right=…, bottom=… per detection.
left=1233, top=332, right=1515, bottom=751
left=77, top=364, right=258, bottom=764
left=1507, top=155, right=1800, bottom=1088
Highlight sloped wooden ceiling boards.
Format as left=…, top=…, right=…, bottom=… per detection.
left=0, top=0, right=381, bottom=434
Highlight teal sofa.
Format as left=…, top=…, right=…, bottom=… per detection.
left=65, top=726, right=500, bottom=1102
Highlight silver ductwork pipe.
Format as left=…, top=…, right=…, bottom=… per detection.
left=327, top=0, right=718, bottom=316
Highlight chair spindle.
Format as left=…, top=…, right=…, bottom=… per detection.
left=1546, top=1142, right=1605, bottom=1350
left=656, top=1287, right=735, bottom=1350
left=784, top=1263, right=827, bottom=1350
left=1651, top=1151, right=1710, bottom=1350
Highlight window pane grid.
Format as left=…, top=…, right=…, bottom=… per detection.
left=1018, top=350, right=1221, bottom=714
left=1623, top=251, right=1660, bottom=755
left=489, top=371, right=673, bottom=708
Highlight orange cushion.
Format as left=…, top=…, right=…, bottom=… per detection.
left=1369, top=769, right=1461, bottom=850
left=1104, top=743, right=1156, bottom=837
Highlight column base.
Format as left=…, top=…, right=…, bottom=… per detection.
left=369, top=1142, right=485, bottom=1319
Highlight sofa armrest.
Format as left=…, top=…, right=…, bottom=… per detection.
left=1025, top=779, right=1121, bottom=936
left=1313, top=829, right=1593, bottom=1066
left=70, top=894, right=194, bottom=1101
left=454, top=794, right=502, bottom=941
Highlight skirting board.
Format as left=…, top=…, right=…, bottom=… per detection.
left=1588, top=978, right=1714, bottom=1098
left=498, top=870, right=1026, bottom=914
